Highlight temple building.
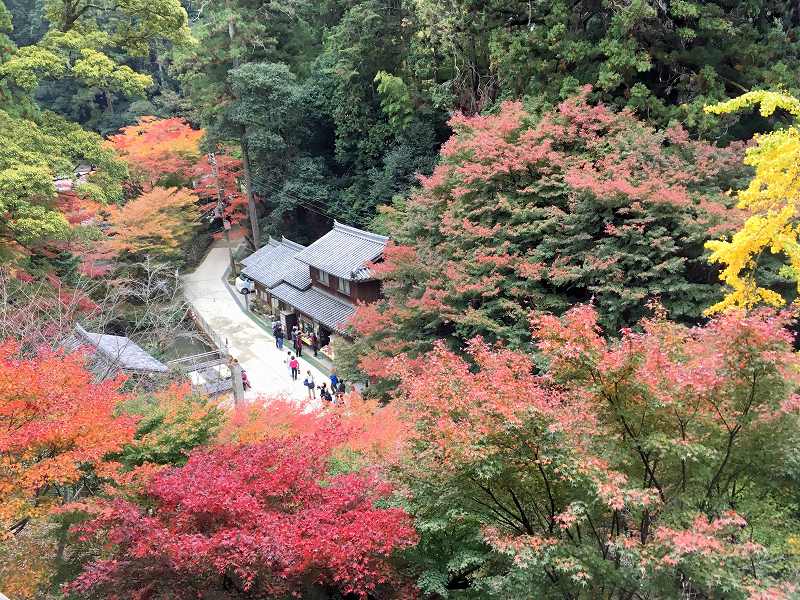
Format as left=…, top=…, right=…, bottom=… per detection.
left=65, top=324, right=169, bottom=385
left=240, top=222, right=388, bottom=354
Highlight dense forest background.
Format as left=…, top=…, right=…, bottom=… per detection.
left=4, top=2, right=800, bottom=599
left=10, top=0, right=800, bottom=241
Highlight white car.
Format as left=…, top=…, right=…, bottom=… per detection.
left=235, top=275, right=255, bottom=295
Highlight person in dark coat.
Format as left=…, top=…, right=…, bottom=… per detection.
left=310, top=332, right=319, bottom=357
left=318, top=382, right=333, bottom=403
left=293, top=332, right=303, bottom=357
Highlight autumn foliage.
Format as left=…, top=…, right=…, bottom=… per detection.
left=0, top=341, right=136, bottom=534
left=108, top=117, right=205, bottom=189
left=104, top=186, right=200, bottom=257
left=704, top=90, right=800, bottom=313
left=108, top=116, right=247, bottom=224
left=69, top=423, right=417, bottom=600
left=350, top=90, right=747, bottom=369
left=382, top=306, right=800, bottom=598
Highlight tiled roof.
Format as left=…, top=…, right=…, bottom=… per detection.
left=71, top=324, right=169, bottom=373
left=293, top=221, right=388, bottom=281
left=270, top=283, right=356, bottom=334
left=241, top=237, right=310, bottom=290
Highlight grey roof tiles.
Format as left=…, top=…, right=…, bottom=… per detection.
left=293, top=221, right=388, bottom=281
left=270, top=283, right=356, bottom=334
left=241, top=237, right=311, bottom=290
left=71, top=324, right=169, bottom=374
left=239, top=223, right=387, bottom=331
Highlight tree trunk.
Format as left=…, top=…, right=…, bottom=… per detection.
left=240, top=134, right=261, bottom=249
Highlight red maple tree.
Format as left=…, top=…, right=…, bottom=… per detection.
left=108, top=117, right=205, bottom=190
left=68, top=423, right=418, bottom=599
left=108, top=116, right=247, bottom=227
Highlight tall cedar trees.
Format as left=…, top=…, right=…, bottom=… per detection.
left=409, top=0, right=800, bottom=136
left=348, top=91, right=748, bottom=375
left=383, top=306, right=800, bottom=598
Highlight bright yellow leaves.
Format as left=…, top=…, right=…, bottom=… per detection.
left=704, top=91, right=800, bottom=313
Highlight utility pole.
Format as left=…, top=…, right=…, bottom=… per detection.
left=240, top=135, right=261, bottom=250
left=208, top=152, right=237, bottom=276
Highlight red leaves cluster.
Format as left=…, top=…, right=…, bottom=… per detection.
left=68, top=424, right=417, bottom=600
left=192, top=154, right=248, bottom=226
left=108, top=116, right=247, bottom=227
left=353, top=88, right=750, bottom=361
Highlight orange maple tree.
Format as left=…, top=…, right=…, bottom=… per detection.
left=219, top=394, right=409, bottom=462
left=108, top=117, right=205, bottom=190
left=108, top=116, right=247, bottom=228
left=0, top=340, right=137, bottom=536
left=104, top=186, right=200, bottom=257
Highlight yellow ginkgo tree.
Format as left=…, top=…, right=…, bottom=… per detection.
left=703, top=90, right=800, bottom=313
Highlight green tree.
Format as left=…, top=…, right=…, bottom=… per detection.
left=117, top=385, right=225, bottom=468
left=409, top=0, right=800, bottom=137
left=347, top=93, right=749, bottom=368
left=0, top=0, right=190, bottom=123
left=0, top=108, right=126, bottom=262
left=176, top=0, right=447, bottom=238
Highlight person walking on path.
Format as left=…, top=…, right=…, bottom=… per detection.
left=310, top=332, right=319, bottom=357
left=293, top=332, right=303, bottom=357
left=284, top=351, right=293, bottom=377
left=241, top=368, right=252, bottom=391
left=289, top=355, right=300, bottom=381
left=274, top=324, right=284, bottom=350
left=329, top=370, right=339, bottom=391
left=303, top=370, right=316, bottom=400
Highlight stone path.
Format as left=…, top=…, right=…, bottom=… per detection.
left=183, top=238, right=327, bottom=407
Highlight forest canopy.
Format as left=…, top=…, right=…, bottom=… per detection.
left=3, top=1, right=800, bottom=599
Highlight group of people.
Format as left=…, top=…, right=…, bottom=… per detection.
left=303, top=369, right=346, bottom=404
left=272, top=321, right=320, bottom=358
left=272, top=318, right=344, bottom=404
left=223, top=320, right=345, bottom=402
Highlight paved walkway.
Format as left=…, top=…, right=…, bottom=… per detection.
left=183, top=239, right=327, bottom=407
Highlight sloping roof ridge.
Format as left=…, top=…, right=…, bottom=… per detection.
left=280, top=236, right=306, bottom=252
left=333, top=220, right=389, bottom=244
